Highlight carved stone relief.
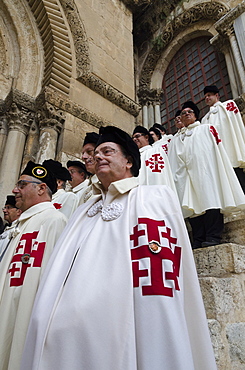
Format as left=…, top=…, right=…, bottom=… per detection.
left=215, top=0, right=245, bottom=36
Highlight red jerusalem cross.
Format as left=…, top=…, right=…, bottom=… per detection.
left=145, top=153, right=165, bottom=172
left=130, top=218, right=182, bottom=297
left=8, top=231, right=46, bottom=287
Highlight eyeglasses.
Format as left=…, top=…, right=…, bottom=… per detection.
left=14, top=180, right=42, bottom=189
left=82, top=149, right=94, bottom=156
left=2, top=205, right=15, bottom=211
left=180, top=110, right=194, bottom=116
left=94, top=147, right=119, bottom=157
left=132, top=134, right=144, bottom=140
left=69, top=169, right=79, bottom=174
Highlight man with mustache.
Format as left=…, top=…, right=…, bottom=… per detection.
left=0, top=161, right=67, bottom=370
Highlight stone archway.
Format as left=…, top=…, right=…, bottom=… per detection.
left=138, top=1, right=229, bottom=91
left=0, top=0, right=44, bottom=99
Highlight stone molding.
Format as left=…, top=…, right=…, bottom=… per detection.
left=78, top=74, right=141, bottom=117
left=139, top=2, right=228, bottom=89
left=0, top=88, right=112, bottom=130
left=38, top=87, right=110, bottom=128
left=58, top=0, right=90, bottom=77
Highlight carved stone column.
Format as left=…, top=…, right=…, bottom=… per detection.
left=210, top=35, right=240, bottom=98
left=0, top=115, right=8, bottom=162
left=227, top=28, right=245, bottom=94
left=148, top=103, right=154, bottom=127
left=214, top=3, right=245, bottom=95
left=0, top=104, right=33, bottom=204
left=138, top=88, right=163, bottom=129
left=21, top=119, right=40, bottom=171
left=36, top=103, right=64, bottom=163
left=154, top=102, right=162, bottom=124
left=142, top=105, right=148, bottom=128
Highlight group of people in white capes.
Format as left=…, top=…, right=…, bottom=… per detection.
left=19, top=125, right=217, bottom=370
left=0, top=84, right=245, bottom=370
left=132, top=92, right=245, bottom=249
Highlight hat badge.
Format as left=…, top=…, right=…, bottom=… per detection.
left=32, top=166, right=47, bottom=178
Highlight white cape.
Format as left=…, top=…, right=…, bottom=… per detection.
left=72, top=179, right=90, bottom=202
left=152, top=135, right=172, bottom=154
left=168, top=122, right=245, bottom=218
left=0, top=219, right=19, bottom=257
left=52, top=188, right=78, bottom=219
left=201, top=100, right=245, bottom=168
left=21, top=178, right=216, bottom=370
left=0, top=202, right=67, bottom=370
left=138, top=145, right=177, bottom=193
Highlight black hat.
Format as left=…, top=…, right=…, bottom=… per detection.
left=181, top=101, right=200, bottom=120
left=203, top=85, right=219, bottom=95
left=95, top=125, right=141, bottom=177
left=5, top=195, right=17, bottom=208
left=67, top=160, right=88, bottom=175
left=83, top=132, right=100, bottom=146
left=149, top=126, right=161, bottom=140
left=153, top=123, right=167, bottom=134
left=42, top=159, right=71, bottom=181
left=21, top=161, right=57, bottom=194
left=175, top=110, right=181, bottom=118
left=133, top=125, right=154, bottom=145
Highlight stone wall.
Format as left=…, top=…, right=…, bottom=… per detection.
left=194, top=243, right=245, bottom=369
left=0, top=0, right=140, bottom=202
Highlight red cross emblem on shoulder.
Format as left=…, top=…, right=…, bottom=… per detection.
left=210, top=125, right=221, bottom=145
left=162, top=144, right=168, bottom=154
left=145, top=153, right=165, bottom=172
left=8, top=231, right=46, bottom=287
left=226, top=101, right=239, bottom=114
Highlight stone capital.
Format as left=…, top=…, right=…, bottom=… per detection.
left=37, top=102, right=65, bottom=134
left=234, top=94, right=245, bottom=113
left=210, top=34, right=230, bottom=54
left=6, top=103, right=33, bottom=136
left=137, top=87, right=163, bottom=105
